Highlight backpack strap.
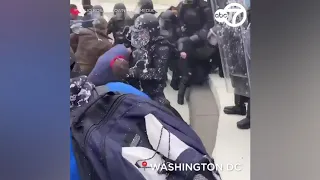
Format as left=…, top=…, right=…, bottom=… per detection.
left=70, top=92, right=106, bottom=126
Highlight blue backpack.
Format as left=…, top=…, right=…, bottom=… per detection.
left=71, top=87, right=221, bottom=180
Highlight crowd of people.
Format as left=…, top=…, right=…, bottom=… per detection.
left=70, top=0, right=250, bottom=129
left=69, top=0, right=250, bottom=179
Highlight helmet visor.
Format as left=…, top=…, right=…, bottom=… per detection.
left=115, top=11, right=125, bottom=20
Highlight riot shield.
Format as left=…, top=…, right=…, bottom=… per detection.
left=241, top=23, right=251, bottom=89
left=209, top=0, right=250, bottom=97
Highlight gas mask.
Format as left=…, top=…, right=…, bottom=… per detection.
left=91, top=12, right=101, bottom=25
left=130, top=27, right=150, bottom=49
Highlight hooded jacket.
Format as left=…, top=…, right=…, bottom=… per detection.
left=70, top=17, right=113, bottom=76
left=87, top=44, right=131, bottom=86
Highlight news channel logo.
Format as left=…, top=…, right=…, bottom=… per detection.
left=214, top=3, right=247, bottom=28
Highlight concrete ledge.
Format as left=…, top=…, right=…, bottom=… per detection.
left=208, top=75, right=222, bottom=112
left=208, top=73, right=250, bottom=180
left=167, top=71, right=221, bottom=154
left=187, top=83, right=220, bottom=154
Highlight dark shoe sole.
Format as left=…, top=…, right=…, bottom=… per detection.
left=237, top=123, right=250, bottom=129
left=237, top=118, right=250, bottom=129
left=223, top=109, right=246, bottom=116
left=170, top=84, right=179, bottom=91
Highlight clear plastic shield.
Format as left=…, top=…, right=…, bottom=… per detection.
left=241, top=23, right=251, bottom=88
left=209, top=0, right=250, bottom=97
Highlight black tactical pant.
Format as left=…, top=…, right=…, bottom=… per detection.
left=177, top=49, right=212, bottom=104
left=235, top=94, right=250, bottom=118
left=170, top=57, right=184, bottom=87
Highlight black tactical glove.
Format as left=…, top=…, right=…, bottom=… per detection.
left=177, top=37, right=193, bottom=52
left=122, top=26, right=132, bottom=48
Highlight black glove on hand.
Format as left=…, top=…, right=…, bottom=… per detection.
left=177, top=37, right=192, bottom=52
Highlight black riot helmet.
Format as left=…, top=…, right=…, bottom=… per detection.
left=135, top=0, right=156, bottom=14
left=130, top=13, right=160, bottom=48
left=82, top=0, right=92, bottom=12
left=92, top=5, right=104, bottom=17
left=113, top=3, right=126, bottom=20
left=159, top=10, right=177, bottom=30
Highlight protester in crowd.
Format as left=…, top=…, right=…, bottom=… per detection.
left=70, top=16, right=113, bottom=76
left=69, top=76, right=216, bottom=180
left=70, top=4, right=81, bottom=34
left=70, top=47, right=76, bottom=71
left=70, top=4, right=80, bottom=20
left=87, top=44, right=131, bottom=86
left=70, top=76, right=150, bottom=180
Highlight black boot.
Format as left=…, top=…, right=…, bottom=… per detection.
left=223, top=105, right=246, bottom=115
left=219, top=68, right=224, bottom=78
left=177, top=73, right=190, bottom=105
left=218, top=58, right=224, bottom=77
left=170, top=78, right=180, bottom=91
left=224, top=95, right=248, bottom=115
left=177, top=83, right=187, bottom=105
left=237, top=117, right=250, bottom=129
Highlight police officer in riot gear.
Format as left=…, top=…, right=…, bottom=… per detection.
left=107, top=3, right=134, bottom=45
left=176, top=0, right=214, bottom=104
left=221, top=5, right=251, bottom=130
left=159, top=10, right=180, bottom=43
left=81, top=0, right=93, bottom=28
left=122, top=0, right=156, bottom=48
left=158, top=10, right=182, bottom=90
left=125, top=13, right=171, bottom=106
left=236, top=8, right=251, bottom=130
left=132, top=0, right=157, bottom=21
